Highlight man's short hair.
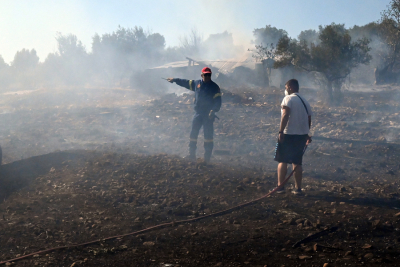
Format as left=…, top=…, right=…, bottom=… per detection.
left=286, top=79, right=299, bottom=92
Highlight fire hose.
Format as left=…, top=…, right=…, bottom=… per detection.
left=0, top=145, right=307, bottom=265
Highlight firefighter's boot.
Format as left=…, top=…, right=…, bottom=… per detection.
left=204, top=140, right=213, bottom=163
left=184, top=140, right=197, bottom=161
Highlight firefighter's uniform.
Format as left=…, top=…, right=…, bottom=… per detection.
left=173, top=78, right=222, bottom=161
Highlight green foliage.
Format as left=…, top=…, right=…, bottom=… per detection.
left=92, top=26, right=165, bottom=58
left=41, top=33, right=90, bottom=86
left=252, top=43, right=276, bottom=63
left=91, top=26, right=166, bottom=85
left=349, top=22, right=381, bottom=40
left=379, top=0, right=400, bottom=70
left=12, top=49, right=39, bottom=71
left=275, top=23, right=371, bottom=103
left=56, top=33, right=87, bottom=58
left=298, top=29, right=319, bottom=46
left=0, top=55, right=8, bottom=69
left=253, top=25, right=288, bottom=46
left=0, top=55, right=11, bottom=89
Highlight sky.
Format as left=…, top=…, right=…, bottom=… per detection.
left=0, top=0, right=391, bottom=64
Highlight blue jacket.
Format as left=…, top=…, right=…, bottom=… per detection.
left=174, top=79, right=222, bottom=114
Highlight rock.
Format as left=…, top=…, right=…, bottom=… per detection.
left=143, top=241, right=155, bottom=246
left=323, top=263, right=331, bottom=267
left=386, top=170, right=395, bottom=175
left=394, top=212, right=400, bottom=217
left=236, top=185, right=245, bottom=191
left=371, top=219, right=381, bottom=228
left=364, top=253, right=374, bottom=259
left=304, top=219, right=312, bottom=226
left=344, top=251, right=353, bottom=256
left=298, top=255, right=312, bottom=260
left=303, top=246, right=313, bottom=252
left=362, top=244, right=373, bottom=249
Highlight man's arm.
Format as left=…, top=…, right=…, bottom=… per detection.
left=307, top=115, right=312, bottom=145
left=278, top=106, right=290, bottom=142
left=167, top=78, right=195, bottom=91
left=211, top=87, right=222, bottom=112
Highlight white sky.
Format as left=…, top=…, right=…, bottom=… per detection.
left=0, top=0, right=391, bottom=63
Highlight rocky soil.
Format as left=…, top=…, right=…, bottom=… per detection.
left=0, top=85, right=400, bottom=266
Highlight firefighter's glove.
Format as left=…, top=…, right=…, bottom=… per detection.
left=167, top=78, right=174, bottom=83
left=209, top=110, right=215, bottom=119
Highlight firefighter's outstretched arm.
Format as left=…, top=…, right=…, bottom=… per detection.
left=166, top=78, right=195, bottom=91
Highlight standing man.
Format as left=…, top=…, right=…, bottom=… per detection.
left=274, top=79, right=312, bottom=195
left=167, top=67, right=221, bottom=163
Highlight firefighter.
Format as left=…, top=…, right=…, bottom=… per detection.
left=167, top=67, right=221, bottom=163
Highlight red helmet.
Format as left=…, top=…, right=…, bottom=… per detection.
left=201, top=67, right=212, bottom=74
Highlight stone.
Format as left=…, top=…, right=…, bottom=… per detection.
left=364, top=253, right=374, bottom=259
left=298, top=255, right=312, bottom=260
left=362, top=244, right=373, bottom=249
left=344, top=251, right=353, bottom=256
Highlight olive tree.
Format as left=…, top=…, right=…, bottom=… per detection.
left=376, top=0, right=400, bottom=84
left=252, top=43, right=276, bottom=87
left=274, top=23, right=371, bottom=104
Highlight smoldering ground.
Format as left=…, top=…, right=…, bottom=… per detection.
left=1, top=83, right=400, bottom=266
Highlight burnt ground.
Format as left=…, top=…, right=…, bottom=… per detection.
left=0, top=85, right=400, bottom=266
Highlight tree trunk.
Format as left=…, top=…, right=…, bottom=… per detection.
left=326, top=80, right=333, bottom=104
left=262, top=62, right=270, bottom=88
left=266, top=67, right=272, bottom=87
left=332, top=80, right=344, bottom=104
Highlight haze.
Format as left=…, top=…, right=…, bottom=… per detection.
left=0, top=0, right=390, bottom=63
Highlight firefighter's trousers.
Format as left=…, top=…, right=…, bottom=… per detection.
left=189, top=113, right=214, bottom=160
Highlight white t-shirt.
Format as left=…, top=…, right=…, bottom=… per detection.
left=281, top=93, right=312, bottom=135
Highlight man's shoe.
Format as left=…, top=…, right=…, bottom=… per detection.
left=292, top=189, right=303, bottom=195
left=275, top=187, right=285, bottom=194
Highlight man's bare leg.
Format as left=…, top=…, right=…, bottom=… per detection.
left=292, top=164, right=302, bottom=190
left=277, top=162, right=288, bottom=187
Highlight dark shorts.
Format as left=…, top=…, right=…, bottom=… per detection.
left=274, top=134, right=308, bottom=165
